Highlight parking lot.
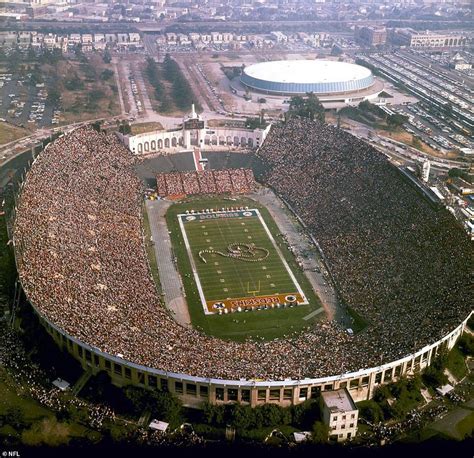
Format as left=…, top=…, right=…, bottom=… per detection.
left=0, top=72, right=60, bottom=128
left=357, top=50, right=474, bottom=155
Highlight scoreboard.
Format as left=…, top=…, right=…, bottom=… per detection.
left=184, top=119, right=205, bottom=130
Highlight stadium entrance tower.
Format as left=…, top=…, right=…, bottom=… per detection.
left=182, top=104, right=205, bottom=148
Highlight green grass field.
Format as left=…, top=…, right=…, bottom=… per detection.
left=179, top=208, right=305, bottom=312
left=165, top=196, right=324, bottom=341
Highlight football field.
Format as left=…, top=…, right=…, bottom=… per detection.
left=178, top=209, right=307, bottom=314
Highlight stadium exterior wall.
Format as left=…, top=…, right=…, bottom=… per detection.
left=27, top=296, right=471, bottom=409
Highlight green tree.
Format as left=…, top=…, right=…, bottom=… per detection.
left=312, top=421, right=329, bottom=444
left=288, top=92, right=325, bottom=122
left=47, top=87, right=61, bottom=106
left=422, top=365, right=448, bottom=388
left=357, top=400, right=384, bottom=423
left=100, top=69, right=114, bottom=81
left=231, top=404, right=253, bottom=430
left=458, top=334, right=474, bottom=356
left=103, top=49, right=112, bottom=64
left=119, top=122, right=131, bottom=135
left=387, top=113, right=408, bottom=128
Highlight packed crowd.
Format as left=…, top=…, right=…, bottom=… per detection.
left=257, top=118, right=473, bottom=366
left=156, top=168, right=255, bottom=197
left=12, top=125, right=472, bottom=382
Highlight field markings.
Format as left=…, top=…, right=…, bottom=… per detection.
left=178, top=209, right=308, bottom=314
left=177, top=214, right=209, bottom=315
left=217, top=217, right=248, bottom=295
left=254, top=209, right=308, bottom=305
left=303, top=307, right=324, bottom=321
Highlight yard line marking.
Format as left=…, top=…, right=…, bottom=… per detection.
left=303, top=307, right=324, bottom=321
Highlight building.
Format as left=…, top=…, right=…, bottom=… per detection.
left=420, top=160, right=430, bottom=183
left=240, top=60, right=375, bottom=96
left=356, top=26, right=387, bottom=47
left=322, top=389, right=358, bottom=442
left=121, top=105, right=270, bottom=154
left=390, top=29, right=467, bottom=48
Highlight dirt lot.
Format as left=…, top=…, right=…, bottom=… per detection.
left=0, top=123, right=30, bottom=146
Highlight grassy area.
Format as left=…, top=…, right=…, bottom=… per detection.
left=0, top=122, right=29, bottom=146
left=446, top=346, right=468, bottom=381
left=456, top=411, right=474, bottom=439
left=131, top=121, right=164, bottom=135
left=165, top=196, right=324, bottom=342
left=39, top=54, right=120, bottom=125
left=379, top=129, right=453, bottom=158
left=0, top=369, right=100, bottom=446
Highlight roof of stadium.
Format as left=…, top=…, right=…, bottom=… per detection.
left=243, top=60, right=371, bottom=85
left=241, top=60, right=374, bottom=94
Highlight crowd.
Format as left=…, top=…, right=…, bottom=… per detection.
left=12, top=124, right=473, bottom=383
left=257, top=118, right=473, bottom=368
left=0, top=321, right=117, bottom=431
left=156, top=168, right=255, bottom=197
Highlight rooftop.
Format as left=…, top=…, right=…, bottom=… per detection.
left=243, top=60, right=372, bottom=85
left=322, top=389, right=356, bottom=413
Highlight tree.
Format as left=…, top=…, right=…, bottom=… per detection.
left=231, top=404, right=253, bottom=430
left=412, top=137, right=422, bottom=150
left=357, top=400, right=384, bottom=423
left=91, top=121, right=102, bottom=132
left=103, top=49, right=112, bottom=64
left=312, top=421, right=329, bottom=444
left=100, top=69, right=114, bottom=81
left=422, top=365, right=448, bottom=388
left=119, top=122, right=131, bottom=135
left=288, top=92, right=325, bottom=122
left=458, top=334, right=474, bottom=356
left=47, top=87, right=61, bottom=106
left=73, top=43, right=83, bottom=58
left=387, top=113, right=408, bottom=128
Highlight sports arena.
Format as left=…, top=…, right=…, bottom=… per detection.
left=240, top=60, right=375, bottom=96
left=12, top=120, right=472, bottom=409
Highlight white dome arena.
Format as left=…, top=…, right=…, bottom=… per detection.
left=241, top=60, right=374, bottom=96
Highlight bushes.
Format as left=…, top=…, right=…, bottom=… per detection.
left=422, top=365, right=448, bottom=388
left=287, top=93, right=325, bottom=123
left=312, top=421, right=329, bottom=444
left=100, top=69, right=114, bottom=81
left=199, top=397, right=321, bottom=432
left=371, top=377, right=423, bottom=421
left=357, top=400, right=384, bottom=424
left=124, top=386, right=183, bottom=428
left=458, top=334, right=474, bottom=356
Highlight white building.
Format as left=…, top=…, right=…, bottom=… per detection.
left=322, top=389, right=358, bottom=443
left=421, top=160, right=430, bottom=183
left=121, top=105, right=270, bottom=155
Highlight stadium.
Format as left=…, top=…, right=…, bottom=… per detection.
left=240, top=60, right=375, bottom=96
left=12, top=119, right=473, bottom=409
